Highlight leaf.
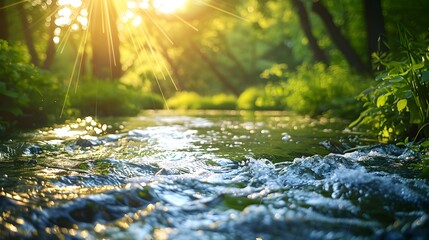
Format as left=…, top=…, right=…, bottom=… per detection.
left=404, top=137, right=409, bottom=144
left=376, top=94, right=389, bottom=108
left=1, top=90, right=20, bottom=98
left=387, top=75, right=403, bottom=83
left=375, top=72, right=388, bottom=81
left=411, top=62, right=424, bottom=71
left=397, top=99, right=408, bottom=112
left=421, top=70, right=429, bottom=82
left=7, top=107, right=23, bottom=116
left=421, top=140, right=429, bottom=148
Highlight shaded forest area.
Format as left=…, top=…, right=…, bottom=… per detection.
left=0, top=0, right=428, bottom=142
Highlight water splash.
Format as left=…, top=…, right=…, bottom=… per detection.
left=1, top=111, right=428, bottom=239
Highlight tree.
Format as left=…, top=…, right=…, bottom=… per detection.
left=42, top=0, right=57, bottom=70
left=364, top=0, right=385, bottom=71
left=89, top=0, right=122, bottom=80
left=0, top=1, right=9, bottom=40
left=192, top=45, right=240, bottom=96
left=311, top=0, right=368, bottom=73
left=155, top=39, right=184, bottom=91
left=291, top=0, right=329, bottom=64
left=17, top=3, right=40, bottom=66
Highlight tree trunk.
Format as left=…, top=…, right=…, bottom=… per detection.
left=312, top=0, right=368, bottom=73
left=89, top=0, right=122, bottom=80
left=193, top=47, right=240, bottom=96
left=17, top=3, right=39, bottom=66
left=0, top=1, right=9, bottom=40
left=292, top=0, right=329, bottom=64
left=42, top=0, right=57, bottom=70
left=364, top=0, right=386, bottom=72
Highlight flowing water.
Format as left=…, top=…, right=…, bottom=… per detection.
left=0, top=110, right=428, bottom=240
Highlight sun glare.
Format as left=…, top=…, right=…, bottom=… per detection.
left=127, top=0, right=188, bottom=14
left=58, top=0, right=82, bottom=9
left=152, top=0, right=188, bottom=14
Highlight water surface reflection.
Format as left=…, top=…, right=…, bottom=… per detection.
left=0, top=110, right=427, bottom=239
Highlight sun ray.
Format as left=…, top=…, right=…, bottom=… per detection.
left=157, top=44, right=179, bottom=91
left=193, top=0, right=248, bottom=21
left=25, top=3, right=60, bottom=34
left=74, top=22, right=90, bottom=92
left=140, top=23, right=168, bottom=80
left=153, top=0, right=188, bottom=14
left=57, top=24, right=73, bottom=54
left=104, top=0, right=117, bottom=69
left=124, top=14, right=175, bottom=108
left=171, top=13, right=199, bottom=32
left=0, top=0, right=30, bottom=10
left=60, top=0, right=92, bottom=117
left=139, top=32, right=170, bottom=107
left=142, top=9, right=174, bottom=45
left=4, top=0, right=246, bottom=116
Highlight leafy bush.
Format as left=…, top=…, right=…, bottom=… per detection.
left=283, top=63, right=367, bottom=117
left=198, top=94, right=237, bottom=110
left=351, top=28, right=429, bottom=140
left=237, top=86, right=285, bottom=110
left=69, top=80, right=164, bottom=117
left=167, top=92, right=236, bottom=110
left=242, top=63, right=368, bottom=115
left=166, top=91, right=203, bottom=109
left=0, top=40, right=64, bottom=134
left=237, top=87, right=264, bottom=110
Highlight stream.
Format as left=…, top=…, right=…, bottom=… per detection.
left=1, top=110, right=428, bottom=239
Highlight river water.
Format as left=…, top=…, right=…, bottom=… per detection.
left=0, top=110, right=428, bottom=239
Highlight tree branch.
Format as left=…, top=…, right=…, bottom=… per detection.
left=292, top=0, right=329, bottom=64
left=312, top=0, right=368, bottom=73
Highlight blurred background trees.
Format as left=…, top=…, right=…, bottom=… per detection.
left=1, top=0, right=428, bottom=139
left=2, top=0, right=427, bottom=87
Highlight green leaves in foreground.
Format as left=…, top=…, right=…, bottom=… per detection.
left=0, top=40, right=64, bottom=134
left=351, top=27, right=429, bottom=140
left=397, top=136, right=429, bottom=179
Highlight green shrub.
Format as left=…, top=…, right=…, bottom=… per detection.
left=282, top=63, right=367, bottom=117
left=237, top=87, right=262, bottom=110
left=247, top=63, right=368, bottom=116
left=351, top=28, right=429, bottom=140
left=129, top=91, right=165, bottom=110
left=199, top=94, right=237, bottom=110
left=167, top=92, right=237, bottom=110
left=166, top=91, right=203, bottom=109
left=69, top=80, right=163, bottom=117
left=237, top=87, right=282, bottom=110
left=0, top=40, right=64, bottom=134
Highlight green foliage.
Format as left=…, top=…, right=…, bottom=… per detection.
left=243, top=63, right=368, bottom=116
left=282, top=64, right=367, bottom=117
left=199, top=94, right=237, bottom=110
left=69, top=80, right=164, bottom=117
left=167, top=92, right=237, bottom=110
left=237, top=87, right=262, bottom=110
left=237, top=87, right=283, bottom=110
left=0, top=40, right=64, bottom=135
left=351, top=28, right=429, bottom=140
left=397, top=137, right=429, bottom=179
left=166, top=92, right=203, bottom=110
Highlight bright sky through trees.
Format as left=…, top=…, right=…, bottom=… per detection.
left=54, top=0, right=189, bottom=43
left=154, top=0, right=187, bottom=13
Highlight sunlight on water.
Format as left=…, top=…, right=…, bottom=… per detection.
left=0, top=111, right=428, bottom=239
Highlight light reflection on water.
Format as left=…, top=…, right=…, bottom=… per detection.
left=0, top=110, right=428, bottom=239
